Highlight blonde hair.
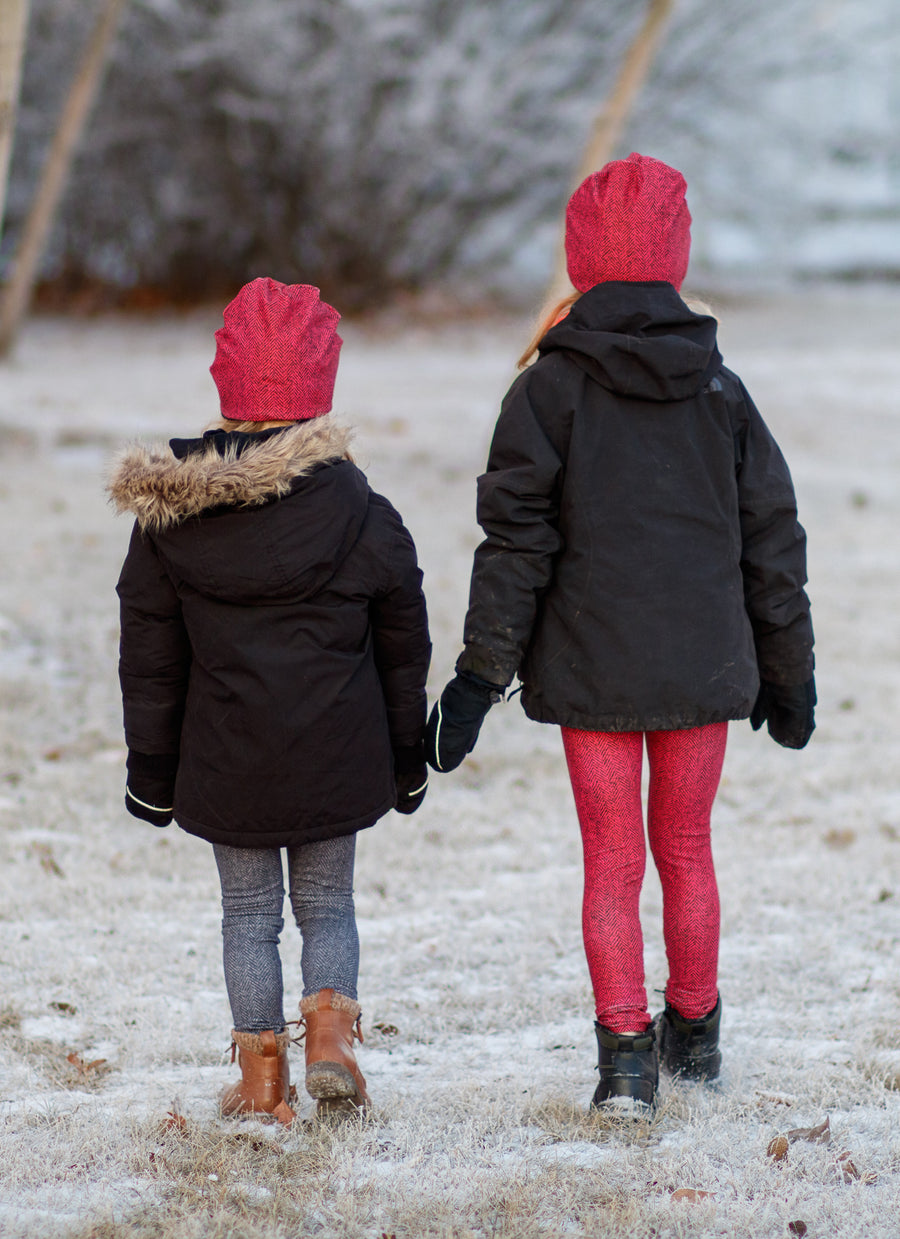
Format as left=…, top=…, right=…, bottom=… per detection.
left=517, top=290, right=717, bottom=370
left=684, top=296, right=717, bottom=320
left=517, top=291, right=581, bottom=370
left=203, top=416, right=354, bottom=463
left=207, top=418, right=298, bottom=433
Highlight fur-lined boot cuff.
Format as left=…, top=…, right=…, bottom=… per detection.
left=231, top=1029, right=292, bottom=1056
left=300, top=989, right=361, bottom=1019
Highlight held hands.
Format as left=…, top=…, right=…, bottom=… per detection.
left=750, top=677, right=816, bottom=749
left=125, top=750, right=177, bottom=826
left=425, top=672, right=504, bottom=772
left=393, top=743, right=428, bottom=815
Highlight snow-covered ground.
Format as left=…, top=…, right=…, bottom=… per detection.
left=0, top=289, right=899, bottom=1237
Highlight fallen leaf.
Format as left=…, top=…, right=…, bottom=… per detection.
left=50, top=1001, right=77, bottom=1016
left=66, top=1052, right=107, bottom=1074
left=161, top=1108, right=189, bottom=1134
left=767, top=1135, right=789, bottom=1161
left=823, top=828, right=855, bottom=850
left=787, top=1222, right=807, bottom=1237
left=786, top=1116, right=830, bottom=1144
left=43, top=749, right=63, bottom=762
left=372, top=1023, right=399, bottom=1037
left=836, top=1150, right=877, bottom=1185
left=838, top=1154, right=860, bottom=1183
left=671, top=1188, right=713, bottom=1203
left=30, top=842, right=64, bottom=877
left=757, top=1092, right=794, bottom=1107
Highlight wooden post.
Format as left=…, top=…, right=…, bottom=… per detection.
left=0, top=0, right=126, bottom=356
left=0, top=0, right=30, bottom=242
left=543, top=0, right=675, bottom=307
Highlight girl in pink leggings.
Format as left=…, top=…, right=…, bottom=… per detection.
left=426, top=153, right=814, bottom=1112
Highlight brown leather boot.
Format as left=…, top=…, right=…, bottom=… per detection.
left=299, top=989, right=370, bottom=1114
left=221, top=1029, right=296, bottom=1126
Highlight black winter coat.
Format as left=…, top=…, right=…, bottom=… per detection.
left=110, top=418, right=431, bottom=847
left=457, top=282, right=813, bottom=732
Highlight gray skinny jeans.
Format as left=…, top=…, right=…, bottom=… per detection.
left=213, top=834, right=359, bottom=1033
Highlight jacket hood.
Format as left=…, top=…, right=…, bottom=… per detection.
left=539, top=281, right=721, bottom=402
left=110, top=416, right=370, bottom=606
left=108, top=416, right=353, bottom=532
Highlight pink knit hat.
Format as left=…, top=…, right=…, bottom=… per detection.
left=565, top=152, right=691, bottom=293
left=210, top=278, right=342, bottom=421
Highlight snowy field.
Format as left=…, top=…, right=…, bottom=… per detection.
left=0, top=289, right=899, bottom=1237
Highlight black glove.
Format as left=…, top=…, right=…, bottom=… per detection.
left=750, top=677, right=816, bottom=749
left=425, top=672, right=503, bottom=772
left=125, top=750, right=177, bottom=826
left=393, top=743, right=428, bottom=815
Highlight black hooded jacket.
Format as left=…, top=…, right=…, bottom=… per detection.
left=110, top=418, right=431, bottom=847
left=457, top=282, right=813, bottom=732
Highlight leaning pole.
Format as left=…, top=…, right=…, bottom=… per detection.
left=0, top=0, right=30, bottom=244
left=0, top=0, right=126, bottom=357
left=543, top=0, right=675, bottom=309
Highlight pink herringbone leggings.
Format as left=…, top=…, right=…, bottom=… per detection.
left=561, top=723, right=727, bottom=1033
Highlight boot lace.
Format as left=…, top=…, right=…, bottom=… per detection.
left=285, top=1016, right=306, bottom=1048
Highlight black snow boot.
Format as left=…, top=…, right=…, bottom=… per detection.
left=656, top=995, right=722, bottom=1081
left=591, top=1023, right=658, bottom=1113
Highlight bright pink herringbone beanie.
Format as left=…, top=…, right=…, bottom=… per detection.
left=565, top=152, right=691, bottom=293
left=210, top=278, right=342, bottom=421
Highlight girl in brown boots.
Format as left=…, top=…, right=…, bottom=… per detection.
left=110, top=279, right=431, bottom=1122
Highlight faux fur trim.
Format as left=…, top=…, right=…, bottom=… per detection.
left=107, top=416, right=353, bottom=532
left=300, top=990, right=362, bottom=1018
left=231, top=1029, right=292, bottom=1056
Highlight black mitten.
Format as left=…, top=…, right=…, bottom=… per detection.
left=393, top=743, right=428, bottom=815
left=750, top=677, right=816, bottom=749
left=425, top=672, right=503, bottom=772
left=125, top=750, right=177, bottom=826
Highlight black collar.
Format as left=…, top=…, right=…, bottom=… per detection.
left=169, top=425, right=291, bottom=461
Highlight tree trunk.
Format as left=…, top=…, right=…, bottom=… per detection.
left=0, top=0, right=30, bottom=244
left=0, top=0, right=126, bottom=357
left=543, top=0, right=675, bottom=307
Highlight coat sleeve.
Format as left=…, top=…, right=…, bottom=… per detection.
left=456, top=365, right=571, bottom=687
left=731, top=381, right=814, bottom=685
left=368, top=497, right=432, bottom=751
left=116, top=523, right=191, bottom=754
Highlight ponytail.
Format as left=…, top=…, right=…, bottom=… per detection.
left=516, top=291, right=581, bottom=370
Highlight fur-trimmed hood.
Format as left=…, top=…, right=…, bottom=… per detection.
left=108, top=416, right=354, bottom=532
